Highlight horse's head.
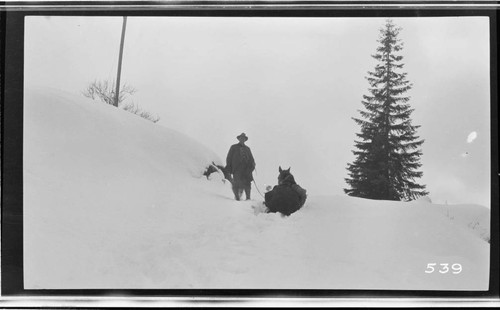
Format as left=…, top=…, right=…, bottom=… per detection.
left=278, top=166, right=296, bottom=185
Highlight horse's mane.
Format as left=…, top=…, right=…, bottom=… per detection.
left=279, top=171, right=296, bottom=186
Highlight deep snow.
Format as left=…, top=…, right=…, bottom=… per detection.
left=23, top=88, right=490, bottom=290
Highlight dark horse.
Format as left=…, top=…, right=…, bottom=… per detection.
left=205, top=162, right=256, bottom=201
left=264, top=166, right=307, bottom=216
left=204, top=162, right=231, bottom=181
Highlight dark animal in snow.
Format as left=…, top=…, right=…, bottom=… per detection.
left=264, top=166, right=307, bottom=216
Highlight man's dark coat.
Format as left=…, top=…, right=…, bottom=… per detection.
left=225, top=143, right=256, bottom=186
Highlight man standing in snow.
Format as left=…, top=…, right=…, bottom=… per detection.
left=225, top=133, right=256, bottom=201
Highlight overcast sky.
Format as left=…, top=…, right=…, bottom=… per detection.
left=25, top=16, right=491, bottom=207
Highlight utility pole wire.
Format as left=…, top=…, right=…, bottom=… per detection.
left=114, top=16, right=127, bottom=107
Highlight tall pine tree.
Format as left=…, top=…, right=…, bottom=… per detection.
left=345, top=20, right=428, bottom=201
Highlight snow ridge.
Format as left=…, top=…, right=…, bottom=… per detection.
left=23, top=88, right=490, bottom=290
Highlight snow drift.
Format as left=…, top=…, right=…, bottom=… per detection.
left=24, top=88, right=490, bottom=290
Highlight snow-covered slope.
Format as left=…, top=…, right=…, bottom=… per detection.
left=24, top=88, right=490, bottom=290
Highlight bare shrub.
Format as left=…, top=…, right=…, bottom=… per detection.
left=82, top=79, right=136, bottom=106
left=82, top=80, right=160, bottom=123
left=121, top=101, right=160, bottom=123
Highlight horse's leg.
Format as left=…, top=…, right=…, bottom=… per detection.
left=233, top=175, right=248, bottom=201
left=232, top=182, right=240, bottom=200
left=244, top=182, right=251, bottom=200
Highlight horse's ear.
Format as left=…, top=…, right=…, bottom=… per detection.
left=287, top=167, right=291, bottom=172
left=279, top=166, right=282, bottom=173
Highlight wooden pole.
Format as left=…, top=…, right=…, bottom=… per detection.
left=114, top=16, right=128, bottom=107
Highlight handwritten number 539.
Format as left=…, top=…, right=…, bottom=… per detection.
left=425, top=263, right=462, bottom=274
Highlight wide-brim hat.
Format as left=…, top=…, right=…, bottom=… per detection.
left=237, top=133, right=248, bottom=141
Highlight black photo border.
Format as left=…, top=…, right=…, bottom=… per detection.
left=1, top=0, right=499, bottom=305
